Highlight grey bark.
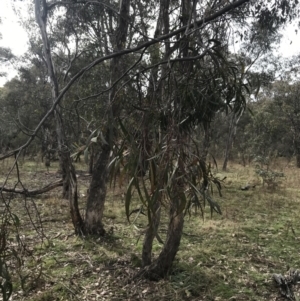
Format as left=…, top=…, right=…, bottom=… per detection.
left=34, top=0, right=84, bottom=234
left=141, top=0, right=170, bottom=266
left=84, top=0, right=131, bottom=235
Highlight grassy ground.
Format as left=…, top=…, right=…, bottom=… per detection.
left=1, top=157, right=300, bottom=300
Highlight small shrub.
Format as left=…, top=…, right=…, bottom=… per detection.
left=253, top=156, right=285, bottom=189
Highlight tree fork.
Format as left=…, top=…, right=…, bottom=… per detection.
left=137, top=202, right=184, bottom=281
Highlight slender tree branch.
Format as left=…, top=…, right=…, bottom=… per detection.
left=0, top=0, right=250, bottom=161
left=0, top=179, right=63, bottom=197
left=48, top=0, right=119, bottom=14
left=73, top=47, right=148, bottom=103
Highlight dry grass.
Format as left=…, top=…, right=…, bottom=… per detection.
left=1, top=157, right=300, bottom=300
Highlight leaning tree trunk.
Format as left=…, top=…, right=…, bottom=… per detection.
left=35, top=0, right=84, bottom=234
left=142, top=202, right=184, bottom=280
left=142, top=201, right=161, bottom=267
left=83, top=0, right=131, bottom=236
left=141, top=0, right=171, bottom=268
left=88, top=144, right=95, bottom=174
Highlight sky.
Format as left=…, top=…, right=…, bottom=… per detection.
left=0, top=0, right=29, bottom=86
left=0, top=0, right=300, bottom=87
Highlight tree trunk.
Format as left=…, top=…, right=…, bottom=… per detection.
left=222, top=111, right=243, bottom=171
left=84, top=142, right=110, bottom=236
left=67, top=158, right=84, bottom=234
left=296, top=153, right=300, bottom=168
left=142, top=202, right=184, bottom=280
left=222, top=113, right=234, bottom=171
left=293, top=135, right=300, bottom=168
left=139, top=0, right=171, bottom=265
left=35, top=0, right=84, bottom=234
left=83, top=0, right=131, bottom=236
left=88, top=144, right=95, bottom=174
left=142, top=201, right=161, bottom=267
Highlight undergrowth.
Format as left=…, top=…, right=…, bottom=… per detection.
left=0, top=158, right=300, bottom=300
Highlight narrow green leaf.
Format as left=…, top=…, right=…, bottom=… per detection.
left=84, top=148, right=89, bottom=164
left=118, top=118, right=131, bottom=142
left=108, top=157, right=116, bottom=188
left=11, top=213, right=20, bottom=227
left=134, top=179, right=147, bottom=207
left=86, top=128, right=98, bottom=143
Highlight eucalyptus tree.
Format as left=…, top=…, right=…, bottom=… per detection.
left=0, top=0, right=299, bottom=283
left=0, top=73, right=48, bottom=155
left=221, top=6, right=286, bottom=171
left=28, top=0, right=156, bottom=235
left=272, top=81, right=300, bottom=166
left=108, top=0, right=300, bottom=279
left=239, top=97, right=288, bottom=161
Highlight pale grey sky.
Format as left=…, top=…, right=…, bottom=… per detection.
left=0, top=0, right=299, bottom=87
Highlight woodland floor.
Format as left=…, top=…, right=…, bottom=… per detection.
left=1, top=157, right=300, bottom=300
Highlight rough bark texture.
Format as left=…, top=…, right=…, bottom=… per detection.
left=142, top=203, right=184, bottom=280
left=296, top=153, right=300, bottom=168
left=142, top=202, right=161, bottom=267
left=88, top=145, right=95, bottom=174
left=84, top=143, right=110, bottom=236
left=83, top=0, right=131, bottom=236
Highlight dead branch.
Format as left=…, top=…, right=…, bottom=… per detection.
left=0, top=179, right=63, bottom=197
